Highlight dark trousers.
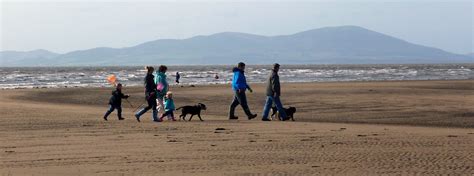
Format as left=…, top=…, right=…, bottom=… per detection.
left=160, top=110, right=174, bottom=119
left=136, top=94, right=158, bottom=121
left=104, top=105, right=122, bottom=119
left=229, top=91, right=253, bottom=118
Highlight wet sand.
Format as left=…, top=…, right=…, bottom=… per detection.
left=1, top=80, right=473, bottom=175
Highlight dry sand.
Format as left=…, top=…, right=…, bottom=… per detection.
left=1, top=80, right=473, bottom=175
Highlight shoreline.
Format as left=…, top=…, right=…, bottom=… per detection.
left=2, top=78, right=473, bottom=90
left=1, top=79, right=473, bottom=175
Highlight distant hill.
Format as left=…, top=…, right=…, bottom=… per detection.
left=1, top=26, right=472, bottom=66
left=0, top=49, right=59, bottom=66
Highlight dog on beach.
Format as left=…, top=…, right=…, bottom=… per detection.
left=270, top=106, right=296, bottom=121
left=176, top=103, right=207, bottom=121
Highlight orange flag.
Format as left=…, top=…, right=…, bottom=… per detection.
left=107, top=75, right=117, bottom=86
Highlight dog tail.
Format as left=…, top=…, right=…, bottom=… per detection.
left=176, top=106, right=183, bottom=110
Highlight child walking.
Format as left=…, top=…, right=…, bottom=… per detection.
left=159, top=91, right=176, bottom=121
left=103, top=83, right=129, bottom=121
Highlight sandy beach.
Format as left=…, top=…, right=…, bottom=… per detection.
left=1, top=80, right=473, bottom=175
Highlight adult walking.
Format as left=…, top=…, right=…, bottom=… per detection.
left=261, top=63, right=288, bottom=121
left=155, top=65, right=169, bottom=118
left=135, top=66, right=160, bottom=122
left=229, top=62, right=257, bottom=120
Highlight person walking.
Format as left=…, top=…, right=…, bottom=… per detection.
left=229, top=62, right=257, bottom=120
left=159, top=91, right=176, bottom=121
left=135, top=66, right=160, bottom=122
left=155, top=65, right=169, bottom=119
left=103, top=83, right=129, bottom=121
left=175, top=72, right=180, bottom=84
left=261, top=63, right=288, bottom=121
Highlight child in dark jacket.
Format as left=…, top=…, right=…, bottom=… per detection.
left=103, top=83, right=130, bottom=121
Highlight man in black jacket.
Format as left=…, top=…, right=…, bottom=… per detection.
left=261, top=63, right=287, bottom=121
left=103, top=83, right=129, bottom=121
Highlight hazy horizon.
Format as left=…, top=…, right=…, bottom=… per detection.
left=1, top=0, right=473, bottom=55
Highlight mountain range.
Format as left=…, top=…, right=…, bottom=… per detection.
left=1, top=26, right=472, bottom=66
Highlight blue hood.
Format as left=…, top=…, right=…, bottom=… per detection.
left=232, top=67, right=242, bottom=73
left=232, top=67, right=248, bottom=91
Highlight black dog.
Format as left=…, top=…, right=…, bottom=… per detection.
left=176, top=103, right=207, bottom=121
left=271, top=106, right=296, bottom=121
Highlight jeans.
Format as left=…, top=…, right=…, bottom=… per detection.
left=104, top=105, right=122, bottom=119
left=262, top=96, right=287, bottom=120
left=136, top=94, right=158, bottom=121
left=229, top=90, right=253, bottom=118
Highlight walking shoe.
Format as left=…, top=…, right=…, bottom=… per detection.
left=135, top=114, right=140, bottom=122
left=103, top=116, right=108, bottom=121
left=262, top=118, right=271, bottom=121
left=248, top=114, right=257, bottom=120
left=229, top=116, right=238, bottom=120
left=153, top=119, right=162, bottom=122
left=118, top=117, right=125, bottom=120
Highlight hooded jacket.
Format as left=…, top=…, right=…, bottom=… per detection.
left=163, top=97, right=175, bottom=111
left=154, top=71, right=169, bottom=98
left=265, top=70, right=281, bottom=97
left=144, top=73, right=156, bottom=94
left=232, top=67, right=250, bottom=91
left=109, top=89, right=129, bottom=106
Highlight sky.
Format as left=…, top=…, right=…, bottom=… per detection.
left=1, top=0, right=473, bottom=54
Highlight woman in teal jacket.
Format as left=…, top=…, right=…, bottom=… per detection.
left=154, top=65, right=169, bottom=118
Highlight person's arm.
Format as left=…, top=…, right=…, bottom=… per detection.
left=120, top=92, right=129, bottom=99
left=274, top=75, right=280, bottom=97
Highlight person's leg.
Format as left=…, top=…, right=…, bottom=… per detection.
left=273, top=96, right=287, bottom=120
left=236, top=91, right=254, bottom=118
left=136, top=97, right=153, bottom=122
left=116, top=106, right=123, bottom=120
left=151, top=100, right=159, bottom=122
left=162, top=110, right=173, bottom=121
left=228, top=93, right=240, bottom=119
left=156, top=97, right=164, bottom=115
left=261, top=96, right=274, bottom=120
left=170, top=111, right=176, bottom=121
left=103, top=105, right=115, bottom=121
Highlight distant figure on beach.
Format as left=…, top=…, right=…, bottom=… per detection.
left=214, top=73, right=219, bottom=80
left=135, top=66, right=159, bottom=122
left=175, top=72, right=180, bottom=84
left=261, top=63, right=287, bottom=121
left=103, top=83, right=129, bottom=121
left=229, top=62, right=257, bottom=120
left=159, top=91, right=176, bottom=121
left=155, top=65, right=169, bottom=119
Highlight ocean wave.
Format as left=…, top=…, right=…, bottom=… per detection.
left=1, top=64, right=473, bottom=89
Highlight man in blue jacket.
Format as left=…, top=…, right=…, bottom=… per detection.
left=229, top=62, right=257, bottom=120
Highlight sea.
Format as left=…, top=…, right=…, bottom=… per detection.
left=0, top=64, right=473, bottom=89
